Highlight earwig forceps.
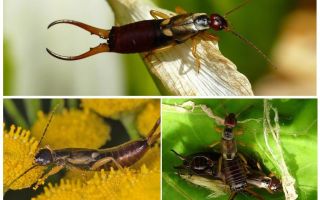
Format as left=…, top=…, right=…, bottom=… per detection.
left=46, top=20, right=110, bottom=60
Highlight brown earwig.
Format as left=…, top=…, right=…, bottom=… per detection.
left=172, top=150, right=282, bottom=200
left=46, top=0, right=274, bottom=71
left=8, top=109, right=160, bottom=189
left=217, top=113, right=249, bottom=196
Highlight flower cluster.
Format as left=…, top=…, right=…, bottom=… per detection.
left=4, top=99, right=160, bottom=199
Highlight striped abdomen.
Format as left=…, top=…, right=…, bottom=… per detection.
left=108, top=19, right=172, bottom=53
left=223, top=156, right=247, bottom=192
left=102, top=139, right=149, bottom=167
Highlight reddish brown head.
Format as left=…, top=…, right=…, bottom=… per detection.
left=210, top=14, right=229, bottom=31
left=268, top=176, right=282, bottom=193
left=224, top=113, right=237, bottom=128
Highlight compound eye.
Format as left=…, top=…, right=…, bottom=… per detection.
left=35, top=148, right=53, bottom=165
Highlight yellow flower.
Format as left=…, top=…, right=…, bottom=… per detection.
left=4, top=125, right=45, bottom=190
left=136, top=100, right=160, bottom=137
left=81, top=99, right=149, bottom=119
left=33, top=167, right=160, bottom=200
left=31, top=109, right=111, bottom=149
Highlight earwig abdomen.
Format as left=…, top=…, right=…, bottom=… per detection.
left=104, top=139, right=149, bottom=167
left=223, top=156, right=247, bottom=192
left=108, top=20, right=172, bottom=53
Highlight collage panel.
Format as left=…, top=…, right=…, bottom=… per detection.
left=3, top=99, right=160, bottom=200
left=162, top=99, right=317, bottom=200
left=4, top=0, right=315, bottom=96
left=2, top=0, right=318, bottom=199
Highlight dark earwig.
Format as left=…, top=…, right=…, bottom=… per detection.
left=8, top=109, right=160, bottom=190
left=47, top=0, right=274, bottom=70
left=172, top=150, right=282, bottom=199
left=171, top=150, right=220, bottom=179
left=219, top=113, right=249, bottom=198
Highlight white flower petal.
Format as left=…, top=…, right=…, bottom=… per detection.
left=107, top=0, right=253, bottom=96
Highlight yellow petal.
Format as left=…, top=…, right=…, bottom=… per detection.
left=136, top=100, right=160, bottom=138
left=4, top=124, right=45, bottom=190
left=81, top=99, right=149, bottom=119
left=34, top=167, right=160, bottom=200
left=31, top=109, right=111, bottom=149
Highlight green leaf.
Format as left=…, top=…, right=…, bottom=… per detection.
left=162, top=99, right=317, bottom=200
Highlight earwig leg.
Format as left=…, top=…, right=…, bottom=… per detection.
left=146, top=43, right=177, bottom=55
left=234, top=129, right=244, bottom=136
left=46, top=43, right=109, bottom=61
left=171, top=149, right=186, bottom=161
left=191, top=37, right=201, bottom=73
left=33, top=165, right=64, bottom=190
left=143, top=43, right=176, bottom=64
left=175, top=6, right=188, bottom=14
left=244, top=188, right=264, bottom=200
left=200, top=32, right=219, bottom=41
left=65, top=164, right=90, bottom=181
left=208, top=140, right=220, bottom=148
left=238, top=153, right=248, bottom=165
left=91, top=157, right=123, bottom=171
left=48, top=20, right=110, bottom=39
left=215, top=127, right=223, bottom=133
left=228, top=192, right=238, bottom=200
left=238, top=153, right=250, bottom=173
left=150, top=10, right=170, bottom=19
left=146, top=118, right=161, bottom=145
left=217, top=156, right=223, bottom=178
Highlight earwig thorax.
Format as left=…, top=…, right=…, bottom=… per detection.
left=193, top=14, right=211, bottom=31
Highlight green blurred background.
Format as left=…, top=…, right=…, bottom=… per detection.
left=4, top=0, right=315, bottom=95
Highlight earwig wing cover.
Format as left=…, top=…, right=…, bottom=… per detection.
left=107, top=0, right=253, bottom=96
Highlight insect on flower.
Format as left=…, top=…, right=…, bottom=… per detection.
left=46, top=0, right=273, bottom=72
left=8, top=108, right=161, bottom=190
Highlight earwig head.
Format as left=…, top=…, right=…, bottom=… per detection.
left=224, top=113, right=237, bottom=127
left=210, top=14, right=228, bottom=31
left=193, top=14, right=211, bottom=31
left=35, top=148, right=54, bottom=166
left=268, top=176, right=282, bottom=193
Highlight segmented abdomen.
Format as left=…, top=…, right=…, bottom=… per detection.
left=223, top=156, right=247, bottom=192
left=108, top=19, right=172, bottom=53
left=104, top=139, right=149, bottom=167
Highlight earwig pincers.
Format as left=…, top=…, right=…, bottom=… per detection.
left=8, top=110, right=160, bottom=189
left=47, top=0, right=274, bottom=72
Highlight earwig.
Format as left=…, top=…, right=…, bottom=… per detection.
left=172, top=150, right=282, bottom=199
left=207, top=112, right=260, bottom=199
left=46, top=0, right=274, bottom=71
left=8, top=109, right=160, bottom=189
left=171, top=150, right=220, bottom=179
left=217, top=113, right=249, bottom=197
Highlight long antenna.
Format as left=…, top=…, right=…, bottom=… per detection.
left=224, top=0, right=251, bottom=17
left=227, top=28, right=276, bottom=68
left=7, top=165, right=39, bottom=189
left=37, top=104, right=60, bottom=149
